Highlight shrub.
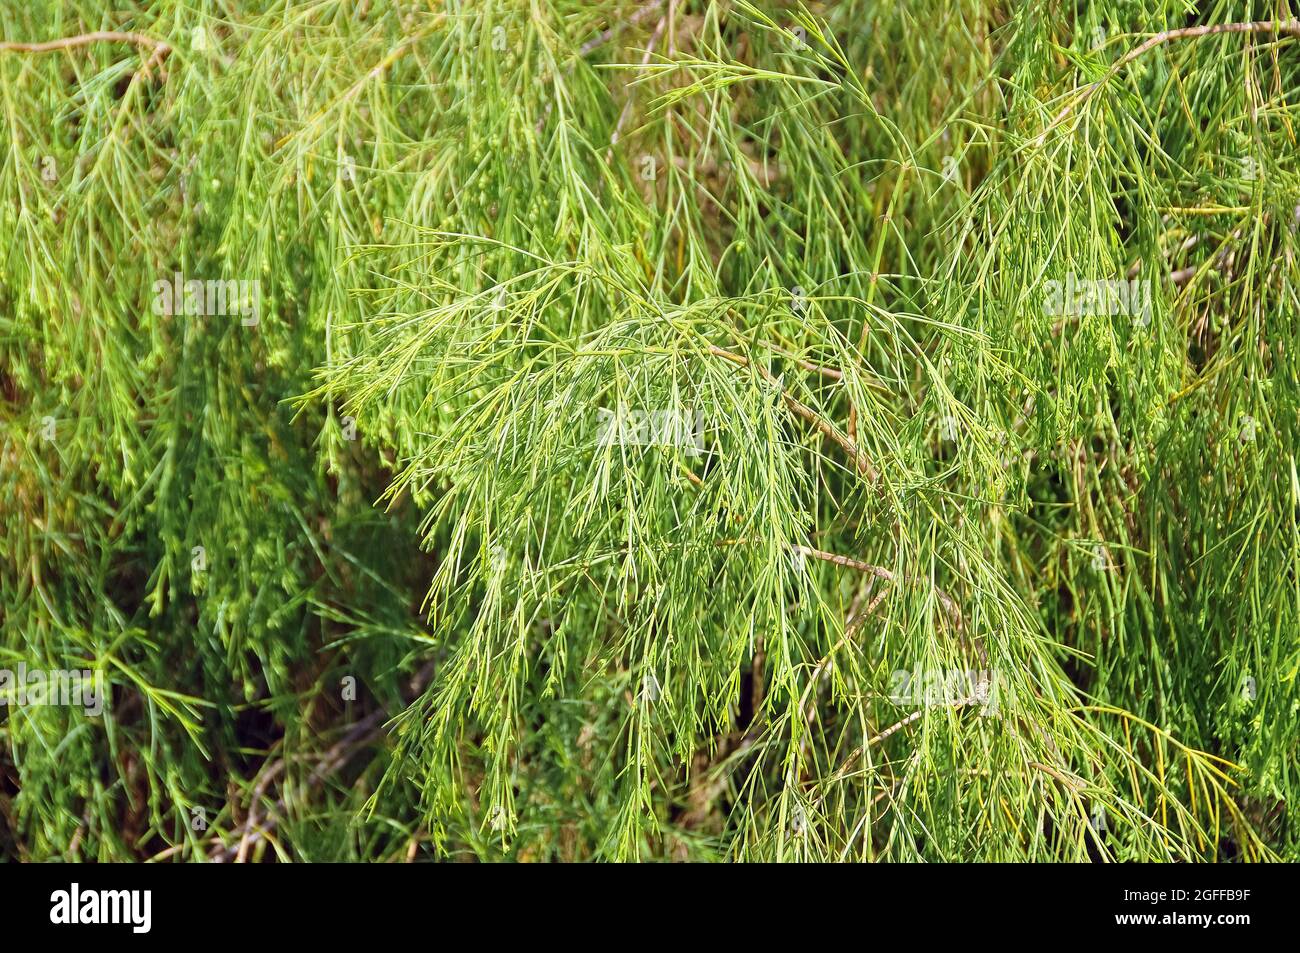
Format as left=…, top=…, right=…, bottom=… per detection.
left=1, top=0, right=1296, bottom=861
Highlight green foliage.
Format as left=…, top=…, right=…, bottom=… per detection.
left=1, top=0, right=1296, bottom=861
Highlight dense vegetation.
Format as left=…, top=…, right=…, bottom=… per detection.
left=1, top=0, right=1296, bottom=861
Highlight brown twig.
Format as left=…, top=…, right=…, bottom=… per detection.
left=790, top=543, right=963, bottom=627
left=713, top=538, right=964, bottom=633
left=0, top=30, right=167, bottom=56
left=1037, top=20, right=1300, bottom=145
left=766, top=345, right=845, bottom=381
left=708, top=344, right=878, bottom=479
left=831, top=692, right=986, bottom=784
left=0, top=30, right=172, bottom=75
left=606, top=10, right=669, bottom=159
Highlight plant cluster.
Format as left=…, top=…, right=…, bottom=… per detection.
left=1, top=0, right=1296, bottom=861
